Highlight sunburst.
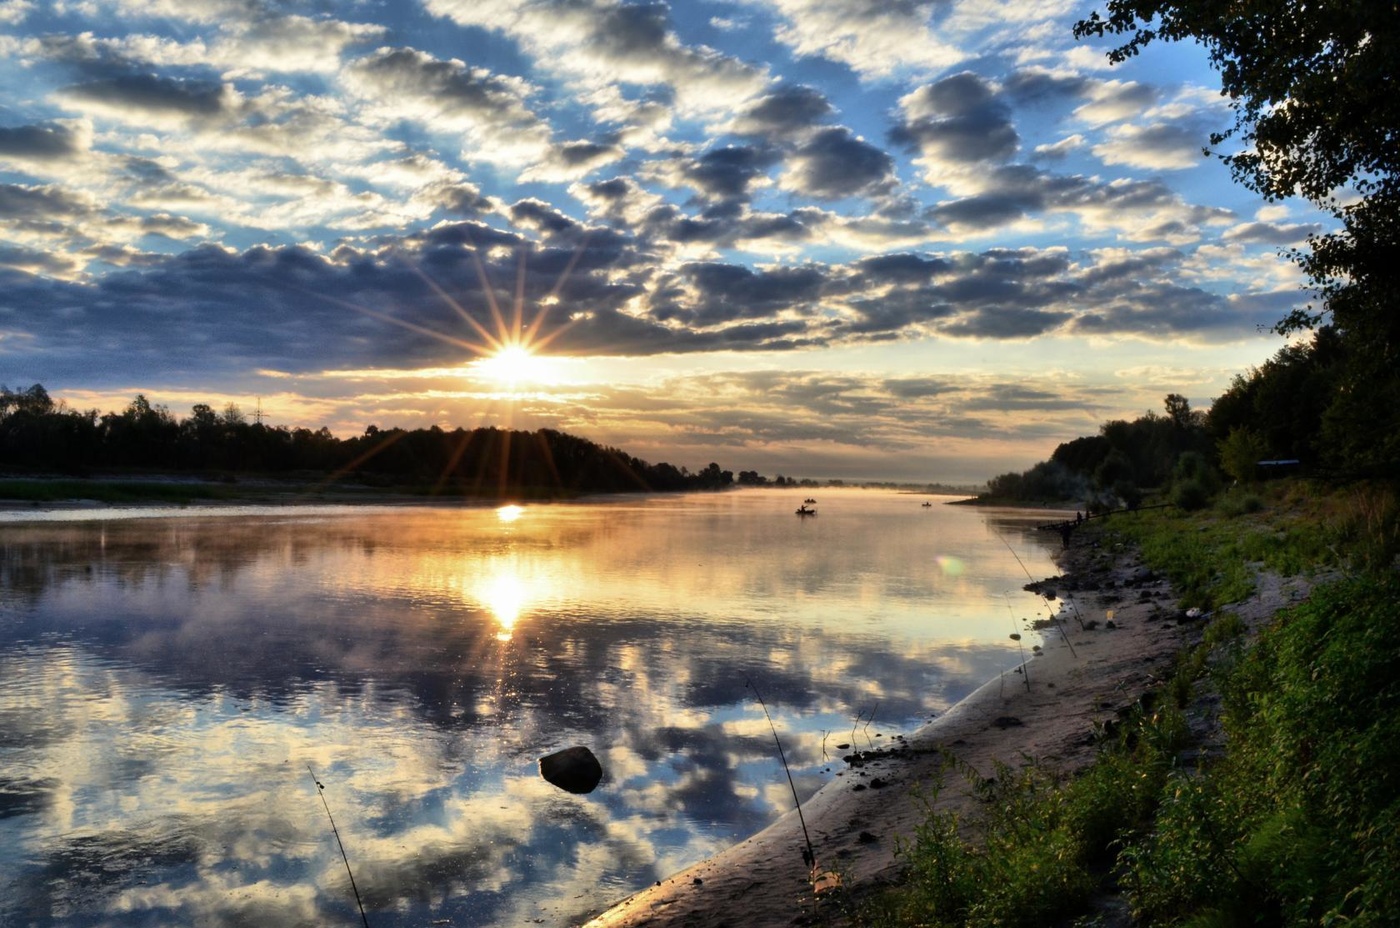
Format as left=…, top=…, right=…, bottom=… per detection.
left=309, top=235, right=592, bottom=498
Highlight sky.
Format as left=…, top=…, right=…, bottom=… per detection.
left=0, top=0, right=1328, bottom=483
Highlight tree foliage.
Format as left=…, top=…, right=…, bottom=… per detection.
left=1077, top=0, right=1400, bottom=476
left=0, top=385, right=738, bottom=496
left=983, top=394, right=1212, bottom=504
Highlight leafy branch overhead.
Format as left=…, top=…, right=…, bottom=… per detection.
left=1077, top=0, right=1400, bottom=476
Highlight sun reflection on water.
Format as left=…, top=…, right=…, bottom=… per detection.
left=481, top=570, right=527, bottom=640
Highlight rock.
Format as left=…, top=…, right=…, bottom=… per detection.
left=1127, top=567, right=1157, bottom=586
left=539, top=746, right=604, bottom=794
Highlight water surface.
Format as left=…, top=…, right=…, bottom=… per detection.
left=0, top=488, right=1061, bottom=927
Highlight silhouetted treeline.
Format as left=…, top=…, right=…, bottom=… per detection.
left=984, top=325, right=1399, bottom=510
left=983, top=393, right=1216, bottom=510
left=0, top=385, right=736, bottom=496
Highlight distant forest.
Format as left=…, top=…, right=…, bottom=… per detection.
left=0, top=384, right=801, bottom=496
left=984, top=328, right=1388, bottom=511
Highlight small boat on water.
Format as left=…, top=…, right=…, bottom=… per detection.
left=796, top=504, right=816, bottom=516
left=921, top=501, right=933, bottom=508
left=803, top=497, right=816, bottom=505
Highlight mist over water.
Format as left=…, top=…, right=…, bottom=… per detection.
left=0, top=488, right=1061, bottom=927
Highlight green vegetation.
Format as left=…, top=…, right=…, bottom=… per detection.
left=1122, top=572, right=1400, bottom=928
left=859, top=483, right=1400, bottom=927
left=981, top=393, right=1215, bottom=510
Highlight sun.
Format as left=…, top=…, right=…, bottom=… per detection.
left=472, top=344, right=555, bottom=388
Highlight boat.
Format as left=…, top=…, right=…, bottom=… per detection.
left=921, top=501, right=932, bottom=507
left=796, top=505, right=816, bottom=516
left=803, top=497, right=816, bottom=504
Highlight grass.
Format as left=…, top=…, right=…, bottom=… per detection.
left=860, top=478, right=1400, bottom=928
left=1122, top=573, right=1400, bottom=928
left=1089, top=481, right=1351, bottom=610
left=862, top=696, right=1195, bottom=928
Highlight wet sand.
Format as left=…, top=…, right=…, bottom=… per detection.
left=579, top=529, right=1311, bottom=928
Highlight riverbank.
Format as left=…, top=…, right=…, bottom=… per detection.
left=579, top=520, right=1314, bottom=928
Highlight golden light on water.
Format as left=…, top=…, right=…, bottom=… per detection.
left=482, top=571, right=528, bottom=641
left=496, top=504, right=525, bottom=523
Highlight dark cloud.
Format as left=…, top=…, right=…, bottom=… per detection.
left=346, top=46, right=545, bottom=137
left=884, top=376, right=958, bottom=399
left=0, top=183, right=92, bottom=220
left=929, top=193, right=1034, bottom=230
left=853, top=252, right=954, bottom=285
left=509, top=198, right=584, bottom=236
left=60, top=73, right=231, bottom=119
left=843, top=290, right=952, bottom=333
left=963, top=384, right=1087, bottom=411
left=1074, top=248, right=1180, bottom=286
left=1067, top=281, right=1268, bottom=337
left=0, top=123, right=83, bottom=160
left=892, top=72, right=1018, bottom=166
left=557, top=139, right=623, bottom=167
left=1003, top=69, right=1092, bottom=105
left=939, top=305, right=1073, bottom=338
left=680, top=145, right=781, bottom=200
left=138, top=213, right=207, bottom=241
left=655, top=262, right=826, bottom=325
left=421, top=181, right=495, bottom=218
left=784, top=127, right=897, bottom=199
left=1222, top=220, right=1323, bottom=245
left=728, top=84, right=834, bottom=138
left=921, top=162, right=1234, bottom=235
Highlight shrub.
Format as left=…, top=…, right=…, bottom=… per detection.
left=1172, top=478, right=1210, bottom=511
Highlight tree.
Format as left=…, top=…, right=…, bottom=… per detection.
left=1074, top=2, right=1398, bottom=222
left=1077, top=1, right=1400, bottom=474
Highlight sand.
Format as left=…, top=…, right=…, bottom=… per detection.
left=579, top=526, right=1314, bottom=928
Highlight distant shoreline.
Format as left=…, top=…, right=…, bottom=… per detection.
left=0, top=474, right=983, bottom=511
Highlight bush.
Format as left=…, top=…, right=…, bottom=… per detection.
left=1172, top=478, right=1211, bottom=511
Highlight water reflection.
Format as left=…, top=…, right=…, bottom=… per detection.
left=0, top=490, right=1062, bottom=927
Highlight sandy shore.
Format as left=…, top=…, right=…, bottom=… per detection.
left=579, top=526, right=1312, bottom=928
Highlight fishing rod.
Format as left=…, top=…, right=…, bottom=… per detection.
left=308, top=765, right=371, bottom=928
left=995, top=531, right=1079, bottom=658
left=748, top=681, right=817, bottom=872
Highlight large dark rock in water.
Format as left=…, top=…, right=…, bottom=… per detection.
left=539, top=746, right=603, bottom=794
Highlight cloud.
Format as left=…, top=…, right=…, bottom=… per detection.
left=1221, top=220, right=1322, bottom=245
left=0, top=121, right=89, bottom=162
left=1032, top=134, right=1085, bottom=160
left=780, top=127, right=897, bottom=200
left=752, top=0, right=964, bottom=79
left=725, top=84, right=834, bottom=140
left=1072, top=79, right=1158, bottom=125
left=343, top=47, right=553, bottom=166
left=1093, top=122, right=1207, bottom=170
left=660, top=145, right=782, bottom=203
left=424, top=0, right=767, bottom=118
left=892, top=72, right=1019, bottom=176
left=55, top=73, right=237, bottom=126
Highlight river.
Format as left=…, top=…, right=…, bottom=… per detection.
left=0, top=488, right=1061, bottom=927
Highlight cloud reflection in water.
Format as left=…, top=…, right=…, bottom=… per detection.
left=0, top=490, right=1060, bottom=926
